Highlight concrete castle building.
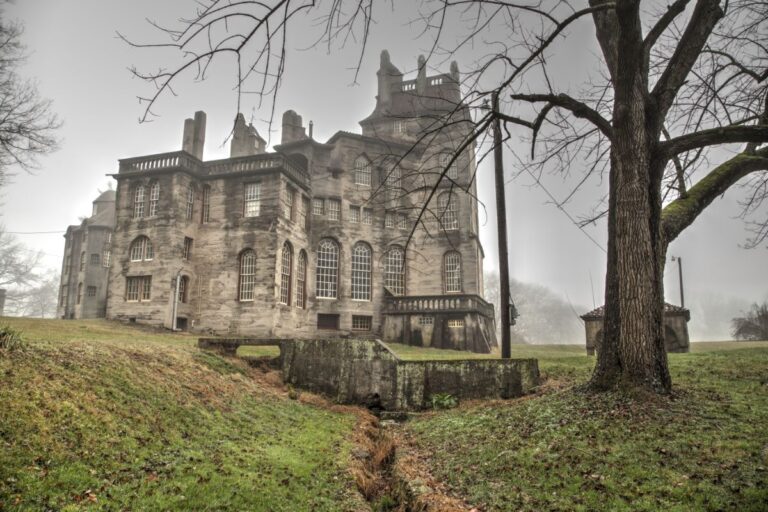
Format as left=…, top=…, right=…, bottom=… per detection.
left=58, top=190, right=116, bottom=319
left=59, top=52, right=497, bottom=352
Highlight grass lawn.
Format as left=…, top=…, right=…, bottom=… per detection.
left=399, top=341, right=768, bottom=511
left=0, top=318, right=364, bottom=511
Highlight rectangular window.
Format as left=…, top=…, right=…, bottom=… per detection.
left=362, top=208, right=373, bottom=225
left=317, top=314, right=340, bottom=330
left=352, top=315, right=372, bottom=331
left=312, top=198, right=324, bottom=215
left=149, top=183, right=160, bottom=217
left=244, top=182, right=261, bottom=217
left=87, top=286, right=97, bottom=297
left=102, top=250, right=111, bottom=268
left=79, top=252, right=85, bottom=272
left=201, top=185, right=211, bottom=223
left=64, top=253, right=71, bottom=272
left=397, top=213, right=407, bottom=230
left=134, top=186, right=145, bottom=219
left=90, top=253, right=100, bottom=265
left=418, top=316, right=434, bottom=326
left=284, top=186, right=296, bottom=221
left=126, top=276, right=152, bottom=302
left=183, top=237, right=193, bottom=260
left=186, top=185, right=195, bottom=220
left=447, top=319, right=465, bottom=328
left=385, top=212, right=395, bottom=228
left=349, top=205, right=360, bottom=223
left=393, top=119, right=407, bottom=134
left=327, top=199, right=341, bottom=221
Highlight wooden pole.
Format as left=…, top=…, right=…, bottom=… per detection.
left=493, top=92, right=512, bottom=359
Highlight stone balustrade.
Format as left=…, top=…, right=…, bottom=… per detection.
left=383, top=294, right=495, bottom=318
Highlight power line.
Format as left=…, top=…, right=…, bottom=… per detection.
left=5, top=230, right=64, bottom=234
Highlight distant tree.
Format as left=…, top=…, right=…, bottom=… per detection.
left=0, top=225, right=40, bottom=290
left=0, top=17, right=60, bottom=187
left=731, top=302, right=768, bottom=341
left=5, top=269, right=59, bottom=318
left=129, top=1, right=768, bottom=394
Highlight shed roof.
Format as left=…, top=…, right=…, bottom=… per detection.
left=581, top=302, right=689, bottom=320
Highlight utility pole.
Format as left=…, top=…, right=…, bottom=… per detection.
left=493, top=91, right=512, bottom=359
left=672, top=256, right=685, bottom=308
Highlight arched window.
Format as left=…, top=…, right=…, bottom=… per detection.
left=129, top=236, right=153, bottom=261
left=133, top=185, right=146, bottom=219
left=444, top=251, right=462, bottom=293
left=178, top=276, right=189, bottom=303
left=185, top=184, right=195, bottom=220
left=438, top=192, right=458, bottom=230
left=149, top=182, right=160, bottom=217
left=439, top=153, right=458, bottom=180
left=384, top=246, right=405, bottom=296
left=296, top=250, right=307, bottom=309
left=351, top=242, right=372, bottom=301
left=279, top=242, right=293, bottom=305
left=354, top=156, right=372, bottom=186
left=316, top=239, right=339, bottom=299
left=239, top=250, right=257, bottom=301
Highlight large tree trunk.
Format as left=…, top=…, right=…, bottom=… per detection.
left=589, top=0, right=671, bottom=393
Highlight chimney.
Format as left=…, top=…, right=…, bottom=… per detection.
left=182, top=111, right=206, bottom=160
left=231, top=113, right=267, bottom=157
left=281, top=110, right=307, bottom=144
left=376, top=50, right=403, bottom=110
left=309, top=120, right=314, bottom=139
left=416, top=54, right=427, bottom=94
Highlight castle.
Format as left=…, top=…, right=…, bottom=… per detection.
left=57, top=52, right=497, bottom=353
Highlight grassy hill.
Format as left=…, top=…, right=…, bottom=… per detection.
left=2, top=318, right=766, bottom=511
left=0, top=318, right=365, bottom=511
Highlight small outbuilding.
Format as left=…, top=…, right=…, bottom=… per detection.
left=581, top=303, right=691, bottom=355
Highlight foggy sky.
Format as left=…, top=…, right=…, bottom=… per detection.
left=2, top=0, right=765, bottom=340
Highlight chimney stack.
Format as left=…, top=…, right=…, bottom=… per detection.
left=181, top=111, right=206, bottom=160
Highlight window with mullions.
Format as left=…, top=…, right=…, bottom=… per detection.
left=327, top=199, right=341, bottom=220
left=385, top=166, right=401, bottom=201
left=296, top=250, right=307, bottom=309
left=349, top=205, right=360, bottom=223
left=354, top=157, right=372, bottom=186
left=279, top=242, right=293, bottom=305
left=244, top=183, right=261, bottom=217
left=439, top=152, right=459, bottom=180
left=438, top=192, right=459, bottom=230
left=178, top=276, right=189, bottom=303
left=312, top=198, right=324, bottom=215
left=201, top=185, right=211, bottom=223
left=129, top=236, right=153, bottom=261
left=351, top=243, right=372, bottom=301
left=352, top=315, right=372, bottom=331
left=126, top=276, right=152, bottom=302
left=133, top=185, right=145, bottom=219
left=362, top=208, right=373, bottom=225
left=384, top=247, right=405, bottom=296
left=316, top=239, right=339, bottom=299
left=183, top=237, right=193, bottom=260
left=238, top=250, right=257, bottom=301
left=444, top=251, right=462, bottom=293
left=186, top=185, right=195, bottom=220
left=149, top=182, right=160, bottom=217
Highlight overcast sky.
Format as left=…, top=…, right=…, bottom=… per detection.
left=2, top=0, right=765, bottom=339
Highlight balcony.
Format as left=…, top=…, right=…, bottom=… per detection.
left=383, top=294, right=495, bottom=318
left=119, top=151, right=200, bottom=174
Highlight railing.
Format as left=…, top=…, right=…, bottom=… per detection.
left=383, top=294, right=495, bottom=318
left=118, top=151, right=309, bottom=187
left=119, top=151, right=201, bottom=174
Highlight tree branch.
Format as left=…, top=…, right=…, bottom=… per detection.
left=510, top=93, right=614, bottom=139
left=662, top=146, right=768, bottom=241
left=661, top=124, right=768, bottom=156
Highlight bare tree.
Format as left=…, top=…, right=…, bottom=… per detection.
left=732, top=302, right=768, bottom=341
left=4, top=269, right=59, bottom=318
left=126, top=0, right=768, bottom=394
left=0, top=224, right=41, bottom=290
left=0, top=17, right=60, bottom=187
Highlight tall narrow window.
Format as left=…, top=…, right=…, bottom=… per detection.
left=77, top=282, right=83, bottom=304
left=201, top=185, right=211, bottom=223
left=439, top=152, right=459, bottom=180
left=239, top=250, right=257, bottom=301
left=384, top=247, right=405, bottom=296
left=79, top=251, right=85, bottom=272
left=279, top=242, right=293, bottom=305
left=149, top=182, right=160, bottom=217
left=133, top=185, right=145, bottom=219
left=312, top=198, right=324, bottom=215
left=444, top=251, right=462, bottom=293
left=349, top=205, right=360, bottom=223
left=141, top=276, right=152, bottom=301
left=384, top=212, right=396, bottom=228
left=386, top=166, right=401, bottom=200
left=296, top=250, right=307, bottom=309
left=129, top=236, right=153, bottom=261
left=438, top=192, right=459, bottom=230
left=351, top=243, right=372, bottom=301
left=362, top=208, right=373, bottom=225
left=102, top=250, right=111, bottom=268
left=178, top=276, right=189, bottom=303
left=354, top=157, right=372, bottom=186
left=183, top=237, right=193, bottom=260
left=186, top=185, right=195, bottom=220
left=316, top=239, right=339, bottom=299
left=397, top=213, right=407, bottom=230
left=244, top=183, right=261, bottom=217
left=300, top=196, right=309, bottom=230
left=327, top=199, right=341, bottom=220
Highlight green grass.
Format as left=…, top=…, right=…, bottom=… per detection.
left=403, top=341, right=768, bottom=511
left=0, top=317, right=364, bottom=511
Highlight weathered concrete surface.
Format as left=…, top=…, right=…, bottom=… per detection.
left=200, top=337, right=539, bottom=410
